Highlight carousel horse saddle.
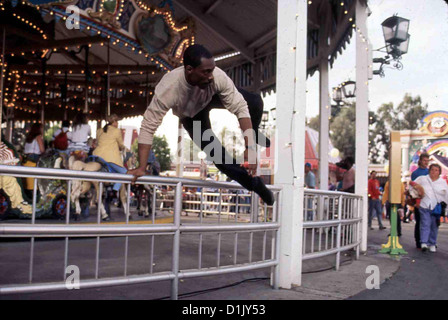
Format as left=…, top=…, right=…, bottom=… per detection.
left=85, top=155, right=114, bottom=174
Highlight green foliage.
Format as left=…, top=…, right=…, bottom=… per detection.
left=152, top=135, right=171, bottom=172
left=44, top=125, right=60, bottom=143
left=307, top=116, right=320, bottom=132
left=303, top=94, right=428, bottom=164
left=131, top=135, right=172, bottom=171
left=329, top=103, right=356, bottom=159
left=369, top=94, right=428, bottom=163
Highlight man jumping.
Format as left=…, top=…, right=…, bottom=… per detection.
left=128, top=44, right=274, bottom=205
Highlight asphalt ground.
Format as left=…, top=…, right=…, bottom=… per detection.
left=1, top=209, right=447, bottom=300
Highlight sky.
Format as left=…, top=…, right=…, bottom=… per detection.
left=121, top=0, right=448, bottom=153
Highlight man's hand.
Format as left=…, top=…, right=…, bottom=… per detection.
left=241, top=148, right=257, bottom=176
left=128, top=143, right=152, bottom=184
left=128, top=166, right=146, bottom=184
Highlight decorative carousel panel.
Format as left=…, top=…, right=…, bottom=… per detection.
left=136, top=13, right=172, bottom=55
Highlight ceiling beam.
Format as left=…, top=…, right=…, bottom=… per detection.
left=171, top=0, right=254, bottom=63
left=205, top=0, right=223, bottom=14
left=248, top=28, right=277, bottom=49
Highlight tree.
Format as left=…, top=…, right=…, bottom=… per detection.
left=329, top=102, right=356, bottom=158
left=132, top=135, right=172, bottom=171
left=369, top=94, right=428, bottom=162
left=152, top=135, right=172, bottom=172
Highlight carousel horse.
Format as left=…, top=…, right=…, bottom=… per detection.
left=68, top=151, right=130, bottom=220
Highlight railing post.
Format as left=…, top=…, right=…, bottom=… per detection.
left=171, top=182, right=182, bottom=300
left=336, top=195, right=343, bottom=271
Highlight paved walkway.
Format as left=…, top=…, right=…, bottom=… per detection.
left=1, top=216, right=446, bottom=300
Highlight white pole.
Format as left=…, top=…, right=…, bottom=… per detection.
left=275, top=0, right=307, bottom=288
left=319, top=45, right=330, bottom=191
left=176, top=121, right=184, bottom=177
left=355, top=0, right=370, bottom=252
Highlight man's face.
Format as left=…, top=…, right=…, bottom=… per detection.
left=421, top=157, right=430, bottom=168
left=305, top=166, right=310, bottom=174
left=371, top=172, right=376, bottom=179
left=185, top=57, right=216, bottom=89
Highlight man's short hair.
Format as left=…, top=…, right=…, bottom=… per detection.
left=418, top=152, right=430, bottom=167
left=419, top=152, right=430, bottom=160
left=345, top=156, right=354, bottom=165
left=183, top=44, right=213, bottom=68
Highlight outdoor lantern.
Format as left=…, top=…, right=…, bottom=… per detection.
left=381, top=16, right=410, bottom=45
left=386, top=34, right=410, bottom=58
left=342, top=80, right=356, bottom=99
left=332, top=87, right=343, bottom=104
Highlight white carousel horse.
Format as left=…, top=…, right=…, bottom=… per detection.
left=68, top=151, right=131, bottom=220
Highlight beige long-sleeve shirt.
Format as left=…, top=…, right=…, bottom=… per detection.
left=139, top=66, right=251, bottom=145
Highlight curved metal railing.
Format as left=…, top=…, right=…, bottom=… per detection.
left=302, top=189, right=363, bottom=270
left=0, top=165, right=281, bottom=299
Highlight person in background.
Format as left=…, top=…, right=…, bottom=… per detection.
left=304, top=162, right=316, bottom=221
left=68, top=112, right=91, bottom=155
left=411, top=163, right=448, bottom=253
left=336, top=156, right=355, bottom=193
left=52, top=120, right=71, bottom=154
left=411, top=152, right=430, bottom=249
left=305, top=162, right=316, bottom=189
left=93, top=114, right=127, bottom=190
left=368, top=171, right=386, bottom=230
left=24, top=123, right=45, bottom=163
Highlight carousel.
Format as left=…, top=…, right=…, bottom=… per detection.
left=0, top=0, right=195, bottom=219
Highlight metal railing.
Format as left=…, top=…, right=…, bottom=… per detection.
left=302, top=189, right=363, bottom=270
left=0, top=165, right=281, bottom=299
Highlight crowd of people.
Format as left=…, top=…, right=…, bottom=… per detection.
left=368, top=152, right=448, bottom=254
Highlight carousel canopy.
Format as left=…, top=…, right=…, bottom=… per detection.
left=0, top=0, right=360, bottom=123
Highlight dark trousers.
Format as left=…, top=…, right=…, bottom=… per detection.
left=414, top=206, right=421, bottom=248
left=181, top=88, right=264, bottom=191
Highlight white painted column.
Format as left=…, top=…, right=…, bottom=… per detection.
left=275, top=0, right=307, bottom=288
left=176, top=121, right=184, bottom=177
left=319, top=53, right=330, bottom=190
left=355, top=0, right=369, bottom=252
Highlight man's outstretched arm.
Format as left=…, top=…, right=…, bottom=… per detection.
left=128, top=143, right=152, bottom=183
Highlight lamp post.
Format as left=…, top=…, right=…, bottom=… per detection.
left=331, top=80, right=356, bottom=117
left=373, top=15, right=411, bottom=77
left=342, top=80, right=356, bottom=99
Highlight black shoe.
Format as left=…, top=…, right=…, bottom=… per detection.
left=252, top=177, right=275, bottom=205
left=379, top=226, right=387, bottom=230
left=102, top=216, right=111, bottom=222
left=256, top=130, right=271, bottom=148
